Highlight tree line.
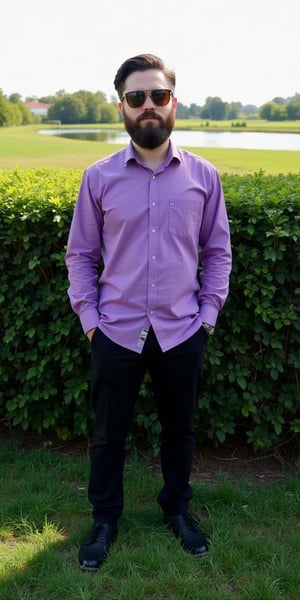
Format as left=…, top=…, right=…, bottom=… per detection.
left=0, top=91, right=33, bottom=126
left=0, top=88, right=300, bottom=127
left=176, top=94, right=300, bottom=121
left=259, top=95, right=300, bottom=121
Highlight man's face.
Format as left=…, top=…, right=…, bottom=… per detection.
left=119, top=69, right=177, bottom=149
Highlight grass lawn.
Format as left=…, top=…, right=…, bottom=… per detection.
left=175, top=119, right=300, bottom=133
left=0, top=125, right=299, bottom=174
left=0, top=438, right=299, bottom=599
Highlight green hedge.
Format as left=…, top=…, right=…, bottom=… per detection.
left=0, top=168, right=299, bottom=450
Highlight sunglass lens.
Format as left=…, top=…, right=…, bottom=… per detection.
left=126, top=92, right=146, bottom=108
left=151, top=90, right=171, bottom=106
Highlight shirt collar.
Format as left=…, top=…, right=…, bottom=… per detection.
left=124, top=138, right=182, bottom=167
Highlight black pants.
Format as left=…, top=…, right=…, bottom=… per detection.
left=88, top=326, right=207, bottom=523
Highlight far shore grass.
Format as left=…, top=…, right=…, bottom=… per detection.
left=0, top=123, right=299, bottom=174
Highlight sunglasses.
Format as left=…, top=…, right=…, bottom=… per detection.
left=122, top=89, right=173, bottom=109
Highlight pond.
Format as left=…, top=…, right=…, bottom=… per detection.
left=38, top=128, right=300, bottom=151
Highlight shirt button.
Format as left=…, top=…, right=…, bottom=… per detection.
left=149, top=310, right=154, bottom=315
left=152, top=175, right=156, bottom=179
left=152, top=202, right=156, bottom=206
left=151, top=228, right=156, bottom=233
left=151, top=283, right=156, bottom=288
left=152, top=255, right=156, bottom=260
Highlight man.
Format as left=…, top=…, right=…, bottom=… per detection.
left=65, top=53, right=231, bottom=571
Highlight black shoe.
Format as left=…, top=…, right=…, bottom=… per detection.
left=163, top=512, right=208, bottom=557
left=78, top=522, right=118, bottom=571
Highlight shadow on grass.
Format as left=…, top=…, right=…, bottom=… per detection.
left=0, top=508, right=186, bottom=600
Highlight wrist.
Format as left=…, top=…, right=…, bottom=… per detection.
left=86, top=327, right=97, bottom=342
left=202, top=322, right=215, bottom=336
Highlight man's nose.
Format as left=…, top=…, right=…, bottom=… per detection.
left=143, top=93, right=156, bottom=108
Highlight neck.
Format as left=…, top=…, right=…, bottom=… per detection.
left=132, top=139, right=170, bottom=170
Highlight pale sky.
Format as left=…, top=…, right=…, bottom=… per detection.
left=1, top=0, right=299, bottom=107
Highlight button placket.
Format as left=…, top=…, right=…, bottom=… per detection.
left=148, top=175, right=159, bottom=314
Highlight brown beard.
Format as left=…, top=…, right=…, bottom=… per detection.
left=123, top=109, right=175, bottom=149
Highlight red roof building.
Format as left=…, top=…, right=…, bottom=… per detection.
left=25, top=101, right=52, bottom=116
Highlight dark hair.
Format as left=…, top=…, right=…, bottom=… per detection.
left=113, top=53, right=176, bottom=100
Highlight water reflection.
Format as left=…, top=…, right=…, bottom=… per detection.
left=39, top=129, right=128, bottom=143
left=38, top=128, right=300, bottom=151
left=59, top=130, right=128, bottom=143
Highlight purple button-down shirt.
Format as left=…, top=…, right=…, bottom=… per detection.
left=65, top=139, right=231, bottom=353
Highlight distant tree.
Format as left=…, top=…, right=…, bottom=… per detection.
left=55, top=89, right=66, bottom=97
left=9, top=103, right=23, bottom=125
left=48, top=94, right=86, bottom=124
left=189, top=103, right=202, bottom=118
left=9, top=93, right=22, bottom=104
left=74, top=90, right=103, bottom=123
left=200, top=106, right=210, bottom=119
left=95, top=90, right=107, bottom=102
left=226, top=102, right=242, bottom=120
left=18, top=102, right=34, bottom=124
left=201, top=97, right=227, bottom=120
left=0, top=93, right=25, bottom=126
left=259, top=102, right=273, bottom=120
left=272, top=96, right=286, bottom=105
left=285, top=93, right=300, bottom=120
left=274, top=105, right=288, bottom=120
left=240, top=104, right=258, bottom=116
left=39, top=95, right=56, bottom=104
left=0, top=92, right=11, bottom=125
left=286, top=102, right=300, bottom=120
left=200, top=97, right=212, bottom=120
left=175, top=102, right=189, bottom=118
left=100, top=103, right=119, bottom=123
left=260, top=101, right=287, bottom=121
left=212, top=98, right=227, bottom=120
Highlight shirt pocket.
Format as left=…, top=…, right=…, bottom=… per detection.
left=168, top=198, right=203, bottom=237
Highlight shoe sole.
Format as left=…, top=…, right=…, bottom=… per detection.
left=190, top=547, right=209, bottom=557
left=80, top=564, right=99, bottom=573
left=79, top=554, right=109, bottom=572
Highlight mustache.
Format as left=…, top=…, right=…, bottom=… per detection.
left=137, top=110, right=162, bottom=122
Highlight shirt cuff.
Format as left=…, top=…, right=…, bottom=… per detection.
left=79, top=309, right=100, bottom=334
left=199, top=303, right=219, bottom=327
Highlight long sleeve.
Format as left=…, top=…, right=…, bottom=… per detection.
left=65, top=171, right=103, bottom=333
left=198, top=169, right=232, bottom=325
